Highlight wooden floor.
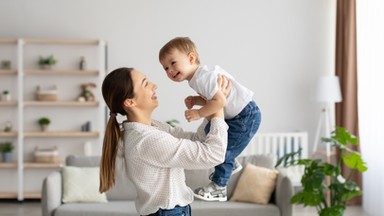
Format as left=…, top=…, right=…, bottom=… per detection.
left=0, top=199, right=370, bottom=216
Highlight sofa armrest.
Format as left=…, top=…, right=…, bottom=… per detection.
left=42, top=171, right=62, bottom=216
left=274, top=168, right=294, bottom=216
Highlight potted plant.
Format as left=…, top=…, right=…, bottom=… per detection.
left=38, top=55, right=57, bottom=69
left=275, top=127, right=368, bottom=216
left=0, top=141, right=14, bottom=162
left=3, top=121, right=12, bottom=132
left=1, top=90, right=11, bottom=101
left=38, top=117, right=51, bottom=131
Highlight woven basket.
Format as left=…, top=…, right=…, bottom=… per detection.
left=34, top=146, right=59, bottom=163
left=36, top=92, right=57, bottom=101
left=36, top=85, right=58, bottom=101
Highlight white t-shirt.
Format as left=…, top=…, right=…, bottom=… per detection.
left=122, top=118, right=228, bottom=215
left=189, top=65, right=254, bottom=119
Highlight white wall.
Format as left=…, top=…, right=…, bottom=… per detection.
left=0, top=0, right=336, bottom=152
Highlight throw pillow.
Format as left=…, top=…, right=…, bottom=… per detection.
left=230, top=163, right=279, bottom=205
left=62, top=166, right=108, bottom=203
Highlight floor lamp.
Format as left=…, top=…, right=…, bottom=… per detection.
left=312, top=75, right=342, bottom=206
left=312, top=75, right=342, bottom=160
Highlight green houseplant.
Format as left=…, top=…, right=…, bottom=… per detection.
left=275, top=127, right=368, bottom=216
left=0, top=141, right=14, bottom=162
left=38, top=117, right=51, bottom=131
left=38, top=55, right=57, bottom=69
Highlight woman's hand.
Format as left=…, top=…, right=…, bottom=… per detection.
left=211, top=74, right=231, bottom=119
left=217, top=74, right=232, bottom=97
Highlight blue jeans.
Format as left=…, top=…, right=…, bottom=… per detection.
left=205, top=100, right=261, bottom=187
left=146, top=205, right=191, bottom=216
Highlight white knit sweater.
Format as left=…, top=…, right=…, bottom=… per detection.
left=122, top=118, right=228, bottom=215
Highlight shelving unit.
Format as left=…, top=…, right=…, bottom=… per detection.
left=0, top=38, right=107, bottom=200
left=0, top=38, right=19, bottom=200
left=24, top=131, right=99, bottom=138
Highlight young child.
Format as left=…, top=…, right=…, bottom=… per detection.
left=159, top=37, right=261, bottom=201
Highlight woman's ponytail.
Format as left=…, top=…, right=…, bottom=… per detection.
left=99, top=113, right=120, bottom=193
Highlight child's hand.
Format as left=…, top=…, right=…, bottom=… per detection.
left=184, top=96, right=194, bottom=109
left=185, top=109, right=201, bottom=122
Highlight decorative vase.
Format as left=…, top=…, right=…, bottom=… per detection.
left=2, top=152, right=12, bottom=162
left=40, top=64, right=52, bottom=70
left=1, top=93, right=11, bottom=101
left=40, top=124, right=49, bottom=132
left=79, top=56, right=87, bottom=70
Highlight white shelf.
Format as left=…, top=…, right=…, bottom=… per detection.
left=24, top=162, right=64, bottom=168
left=0, top=69, right=17, bottom=75
left=0, top=38, right=17, bottom=44
left=23, top=192, right=41, bottom=199
left=0, top=37, right=107, bottom=201
left=24, top=131, right=99, bottom=138
left=24, top=69, right=99, bottom=75
left=0, top=132, right=17, bottom=137
left=0, top=192, right=18, bottom=199
left=24, top=101, right=99, bottom=106
left=0, top=162, right=64, bottom=169
left=23, top=38, right=100, bottom=45
left=0, top=162, right=17, bottom=168
left=0, top=101, right=18, bottom=106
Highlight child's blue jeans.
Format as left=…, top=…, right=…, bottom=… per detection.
left=145, top=205, right=191, bottom=216
left=204, top=100, right=261, bottom=187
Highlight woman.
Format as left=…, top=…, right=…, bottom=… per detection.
left=99, top=67, right=230, bottom=216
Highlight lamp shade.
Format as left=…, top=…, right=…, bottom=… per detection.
left=315, top=75, right=342, bottom=103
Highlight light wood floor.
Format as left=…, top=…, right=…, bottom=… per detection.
left=0, top=200, right=370, bottom=216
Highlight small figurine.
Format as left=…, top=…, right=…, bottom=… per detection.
left=1, top=60, right=11, bottom=70
left=79, top=56, right=87, bottom=70
left=81, top=121, right=91, bottom=132
left=78, top=83, right=96, bottom=102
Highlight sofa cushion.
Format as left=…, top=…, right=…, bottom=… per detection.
left=230, top=163, right=279, bottom=204
left=190, top=200, right=280, bottom=216
left=55, top=201, right=139, bottom=216
left=62, top=166, right=107, bottom=203
left=65, top=155, right=136, bottom=200
left=184, top=154, right=276, bottom=198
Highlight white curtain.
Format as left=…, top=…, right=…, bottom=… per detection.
left=356, top=0, right=384, bottom=215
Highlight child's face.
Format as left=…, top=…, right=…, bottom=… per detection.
left=160, top=48, right=197, bottom=82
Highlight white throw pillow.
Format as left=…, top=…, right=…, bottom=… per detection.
left=62, top=166, right=108, bottom=203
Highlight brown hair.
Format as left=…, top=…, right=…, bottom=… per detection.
left=99, top=67, right=135, bottom=193
left=159, top=36, right=200, bottom=65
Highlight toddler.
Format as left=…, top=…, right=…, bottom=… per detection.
left=159, top=37, right=261, bottom=201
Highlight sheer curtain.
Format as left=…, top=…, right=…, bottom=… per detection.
left=356, top=0, right=384, bottom=215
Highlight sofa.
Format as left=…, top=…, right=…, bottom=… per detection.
left=42, top=154, right=293, bottom=216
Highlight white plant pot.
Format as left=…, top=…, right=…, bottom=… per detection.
left=41, top=125, right=49, bottom=132
left=1, top=94, right=11, bottom=101
left=40, top=65, right=53, bottom=70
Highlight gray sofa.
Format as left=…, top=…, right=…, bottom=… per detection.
left=42, top=154, right=293, bottom=216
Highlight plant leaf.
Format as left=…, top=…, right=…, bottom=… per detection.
left=291, top=191, right=323, bottom=206
left=332, top=127, right=358, bottom=146
left=320, top=205, right=346, bottom=216
left=342, top=152, right=368, bottom=172
left=275, top=149, right=302, bottom=168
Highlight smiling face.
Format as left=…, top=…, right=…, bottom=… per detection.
left=129, top=69, right=158, bottom=111
left=160, top=48, right=199, bottom=82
